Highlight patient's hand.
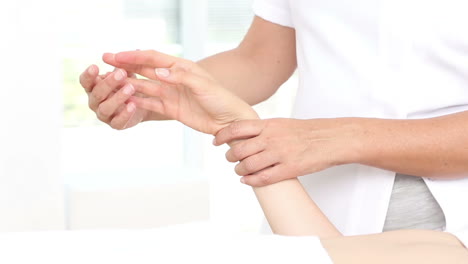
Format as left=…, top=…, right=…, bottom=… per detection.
left=102, top=50, right=258, bottom=135
left=79, top=66, right=156, bottom=129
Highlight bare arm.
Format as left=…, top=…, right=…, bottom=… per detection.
left=252, top=179, right=341, bottom=237
left=226, top=141, right=341, bottom=238
left=356, top=111, right=468, bottom=179
left=214, top=111, right=468, bottom=187
left=197, top=16, right=297, bottom=106
left=105, top=49, right=339, bottom=238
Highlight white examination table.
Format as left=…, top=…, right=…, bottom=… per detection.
left=0, top=222, right=331, bottom=264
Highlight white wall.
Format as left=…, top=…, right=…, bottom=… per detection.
left=0, top=1, right=65, bottom=231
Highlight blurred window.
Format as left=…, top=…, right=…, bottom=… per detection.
left=61, top=0, right=258, bottom=189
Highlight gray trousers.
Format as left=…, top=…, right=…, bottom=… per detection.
left=383, top=174, right=446, bottom=231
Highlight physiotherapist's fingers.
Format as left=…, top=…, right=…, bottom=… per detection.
left=115, top=50, right=177, bottom=68
left=225, top=137, right=266, bottom=163
left=109, top=103, right=137, bottom=130
left=214, top=120, right=266, bottom=146
left=104, top=50, right=211, bottom=83
left=102, top=53, right=152, bottom=79
left=89, top=69, right=127, bottom=111
left=241, top=164, right=291, bottom=187
left=103, top=50, right=181, bottom=80
left=126, top=78, right=164, bottom=97
left=130, top=96, right=164, bottom=116
left=154, top=63, right=215, bottom=88
left=234, top=151, right=278, bottom=176
left=80, top=65, right=99, bottom=93
left=97, top=83, right=135, bottom=122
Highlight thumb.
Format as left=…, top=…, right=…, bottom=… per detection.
left=154, top=66, right=214, bottom=95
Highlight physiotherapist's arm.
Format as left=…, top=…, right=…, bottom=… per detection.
left=355, top=111, right=468, bottom=179
left=79, top=16, right=296, bottom=129
left=214, top=112, right=468, bottom=187
left=196, top=16, right=296, bottom=106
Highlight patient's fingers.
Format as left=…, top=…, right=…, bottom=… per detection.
left=110, top=103, right=137, bottom=130
left=126, top=78, right=164, bottom=97
left=80, top=65, right=99, bottom=93
left=130, top=97, right=164, bottom=116
left=97, top=83, right=135, bottom=122
left=88, top=69, right=127, bottom=111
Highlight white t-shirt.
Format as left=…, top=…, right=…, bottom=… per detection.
left=253, top=0, right=468, bottom=246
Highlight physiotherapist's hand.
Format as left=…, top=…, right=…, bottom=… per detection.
left=79, top=65, right=156, bottom=129
left=214, top=118, right=362, bottom=187
left=102, top=50, right=258, bottom=135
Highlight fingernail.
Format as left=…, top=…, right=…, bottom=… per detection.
left=88, top=65, right=96, bottom=75
left=122, top=84, right=134, bottom=95
left=127, top=102, right=136, bottom=112
left=240, top=177, right=245, bottom=184
left=155, top=68, right=170, bottom=78
left=114, top=69, right=125, bottom=81
left=212, top=138, right=217, bottom=145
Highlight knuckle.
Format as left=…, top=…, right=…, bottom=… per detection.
left=229, top=122, right=242, bottom=137
left=243, top=158, right=256, bottom=174
left=254, top=139, right=265, bottom=151
left=258, top=173, right=272, bottom=185
left=178, top=60, right=194, bottom=71
left=231, top=146, right=244, bottom=161
left=97, top=104, right=112, bottom=118
left=95, top=112, right=106, bottom=122
left=225, top=150, right=236, bottom=162
left=92, top=91, right=105, bottom=103
left=173, top=62, right=191, bottom=83
left=234, top=164, right=244, bottom=176
left=109, top=120, right=123, bottom=130
left=88, top=98, right=97, bottom=112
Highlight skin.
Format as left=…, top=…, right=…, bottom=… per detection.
left=322, top=230, right=468, bottom=264
left=214, top=113, right=468, bottom=186
left=78, top=16, right=295, bottom=129
left=100, top=50, right=258, bottom=135
left=214, top=118, right=360, bottom=186
left=79, top=66, right=153, bottom=130
left=93, top=50, right=467, bottom=263
left=80, top=16, right=468, bottom=187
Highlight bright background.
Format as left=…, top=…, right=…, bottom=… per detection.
left=0, top=0, right=297, bottom=233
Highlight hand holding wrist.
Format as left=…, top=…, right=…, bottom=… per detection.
left=214, top=117, right=368, bottom=187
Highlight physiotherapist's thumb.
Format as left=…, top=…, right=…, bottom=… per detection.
left=155, top=68, right=171, bottom=79
left=155, top=66, right=212, bottom=96
left=154, top=66, right=191, bottom=86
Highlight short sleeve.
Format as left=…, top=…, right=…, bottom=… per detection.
left=252, top=0, right=294, bottom=28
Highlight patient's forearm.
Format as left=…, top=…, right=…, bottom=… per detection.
left=253, top=179, right=341, bottom=237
